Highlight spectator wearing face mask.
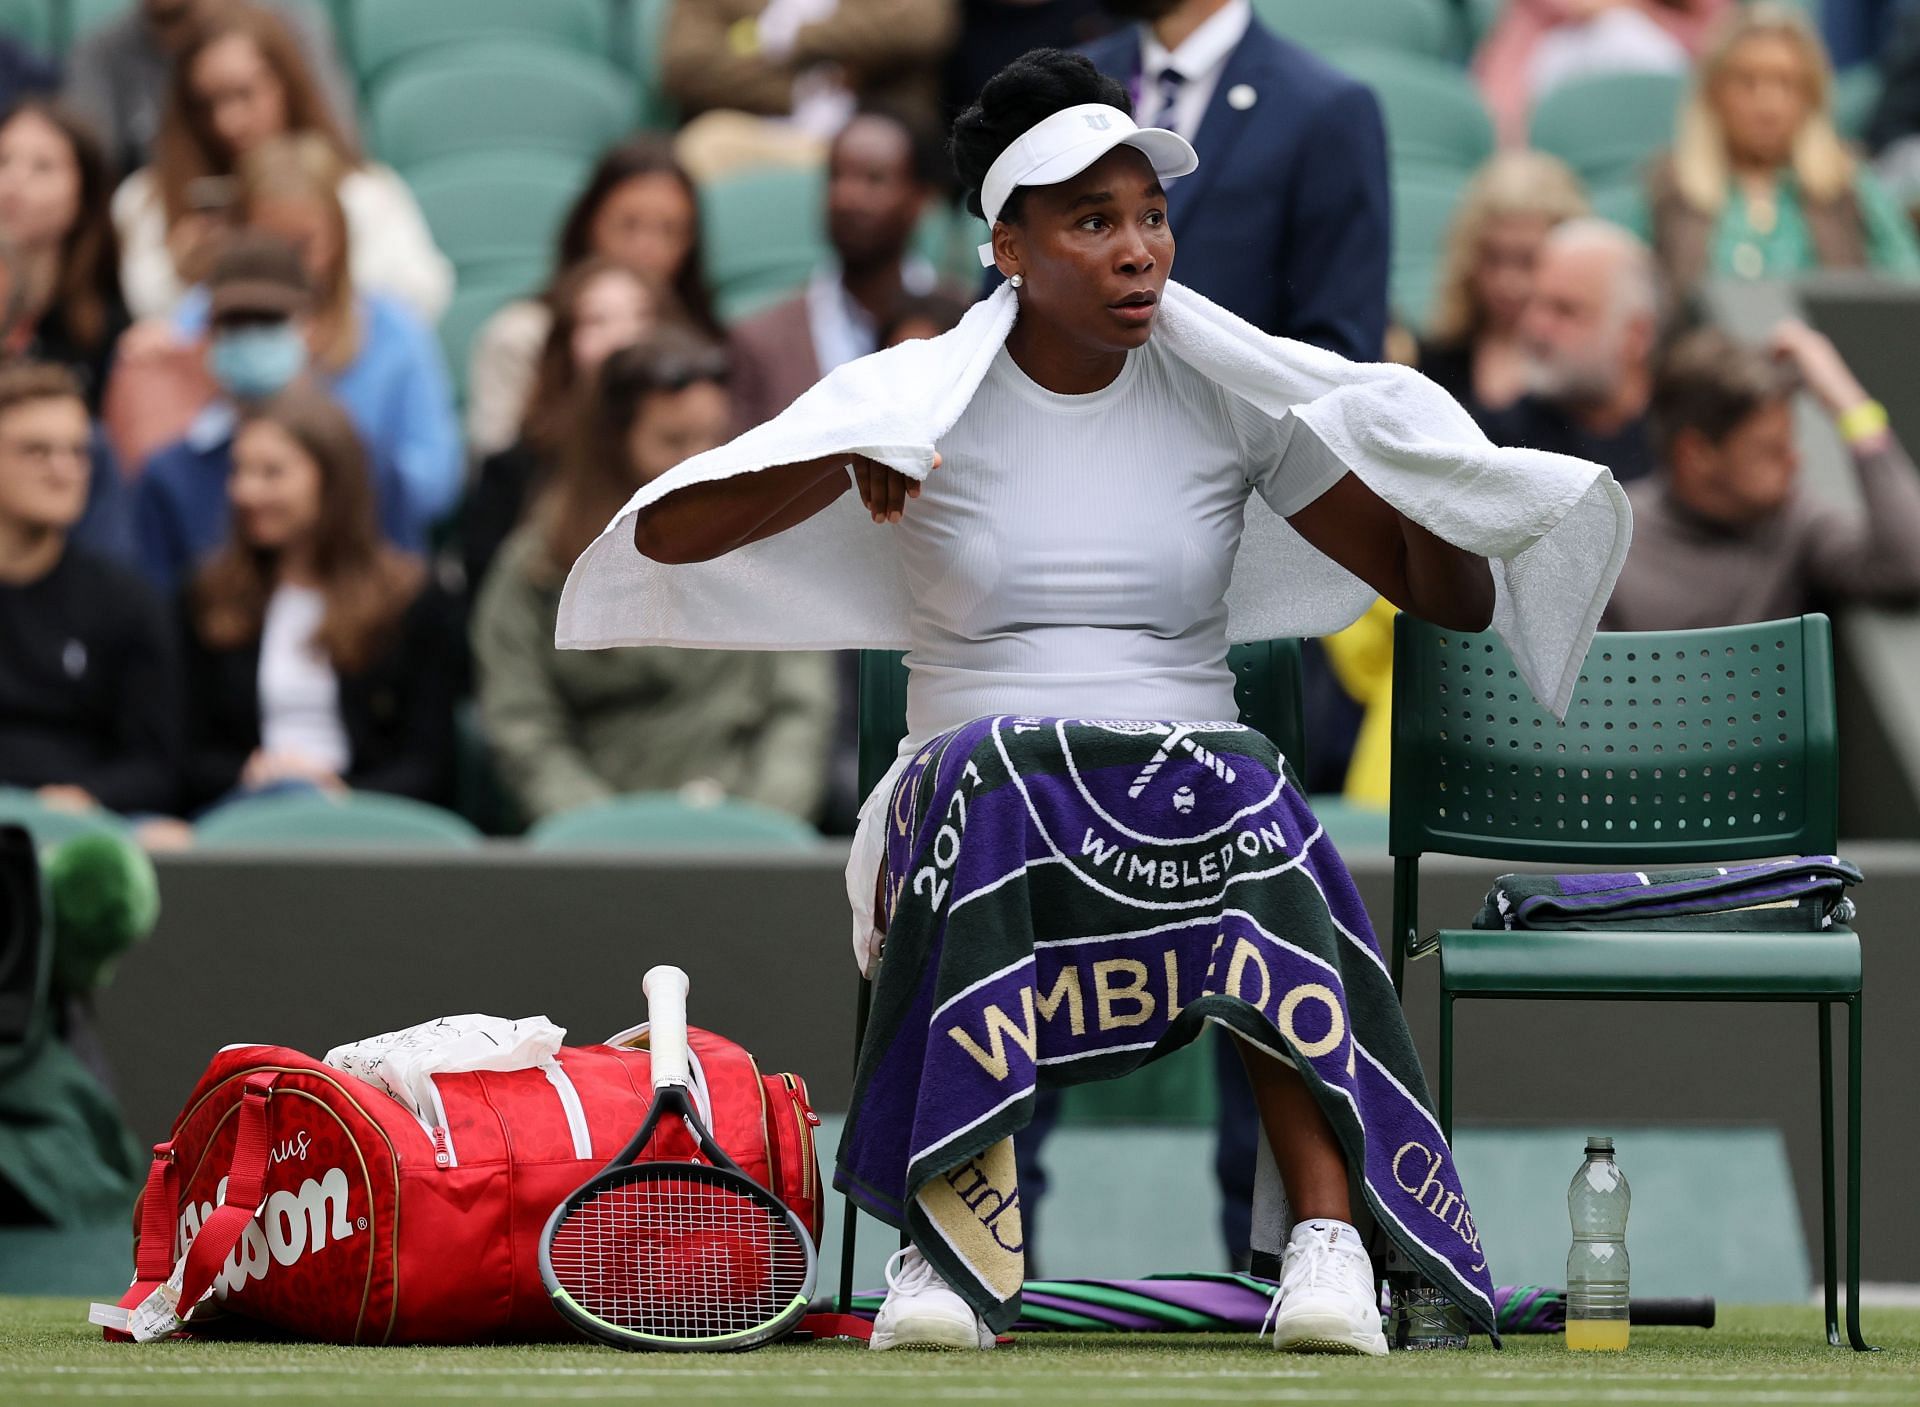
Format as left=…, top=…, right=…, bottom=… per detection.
left=1476, top=218, right=1661, bottom=485
left=1604, top=321, right=1920, bottom=631
left=128, top=230, right=417, bottom=598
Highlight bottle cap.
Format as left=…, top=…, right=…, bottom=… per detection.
left=1586, top=1136, right=1615, bottom=1155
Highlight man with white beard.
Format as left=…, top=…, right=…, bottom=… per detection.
left=1477, top=218, right=1660, bottom=485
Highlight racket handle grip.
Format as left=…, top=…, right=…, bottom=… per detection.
left=642, top=965, right=691, bottom=1089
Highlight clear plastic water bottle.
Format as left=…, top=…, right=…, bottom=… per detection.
left=1566, top=1135, right=1631, bottom=1351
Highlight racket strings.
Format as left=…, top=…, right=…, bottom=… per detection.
left=547, top=1172, right=811, bottom=1341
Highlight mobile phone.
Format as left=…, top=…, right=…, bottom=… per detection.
left=185, top=175, right=239, bottom=217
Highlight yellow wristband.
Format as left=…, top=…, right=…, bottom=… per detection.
left=726, top=17, right=759, bottom=57
left=1837, top=399, right=1889, bottom=445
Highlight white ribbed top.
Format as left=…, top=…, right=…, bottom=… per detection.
left=895, top=339, right=1346, bottom=744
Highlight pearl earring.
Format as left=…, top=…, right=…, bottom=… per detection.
left=1010, top=273, right=1024, bottom=288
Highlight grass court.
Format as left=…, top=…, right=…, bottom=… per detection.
left=3, top=1300, right=1913, bottom=1406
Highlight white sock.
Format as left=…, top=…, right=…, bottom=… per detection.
left=1291, top=1218, right=1366, bottom=1256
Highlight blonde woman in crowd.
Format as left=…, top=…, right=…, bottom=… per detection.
left=111, top=1, right=449, bottom=322
left=1646, top=2, right=1920, bottom=288
left=1417, top=150, right=1589, bottom=418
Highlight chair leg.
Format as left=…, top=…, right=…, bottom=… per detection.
left=1439, top=992, right=1455, bottom=1142
left=1817, top=1003, right=1839, bottom=1346
left=836, top=975, right=874, bottom=1315
left=1845, top=994, right=1875, bottom=1352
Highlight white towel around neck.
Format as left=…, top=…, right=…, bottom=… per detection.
left=557, top=280, right=1631, bottom=720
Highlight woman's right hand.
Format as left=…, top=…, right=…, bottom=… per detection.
left=166, top=212, right=229, bottom=285
left=848, top=452, right=939, bottom=524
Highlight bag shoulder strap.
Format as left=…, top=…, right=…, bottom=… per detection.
left=95, top=1071, right=278, bottom=1341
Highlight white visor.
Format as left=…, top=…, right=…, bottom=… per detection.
left=976, top=102, right=1199, bottom=266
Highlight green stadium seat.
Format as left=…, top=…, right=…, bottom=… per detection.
left=1832, top=65, right=1881, bottom=143
left=1328, top=48, right=1495, bottom=175
left=194, top=791, right=482, bottom=849
left=701, top=164, right=828, bottom=323
left=627, top=0, right=678, bottom=131
left=1391, top=172, right=1463, bottom=333
left=437, top=274, right=534, bottom=405
left=345, top=0, right=611, bottom=83
left=1530, top=70, right=1685, bottom=185
left=61, top=0, right=128, bottom=50
left=405, top=152, right=588, bottom=277
left=0, top=789, right=132, bottom=850
left=368, top=42, right=637, bottom=171
left=1587, top=177, right=1653, bottom=242
left=0, top=0, right=54, bottom=53
left=527, top=793, right=820, bottom=851
left=1388, top=613, right=1871, bottom=1351
left=1251, top=0, right=1452, bottom=61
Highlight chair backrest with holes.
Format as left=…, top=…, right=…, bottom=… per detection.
left=1389, top=614, right=1838, bottom=866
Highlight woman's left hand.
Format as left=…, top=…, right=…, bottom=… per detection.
left=243, top=749, right=347, bottom=795
left=851, top=452, right=939, bottom=524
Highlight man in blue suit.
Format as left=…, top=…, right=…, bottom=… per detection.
left=1011, top=0, right=1392, bottom=1274
left=1083, top=0, right=1390, bottom=360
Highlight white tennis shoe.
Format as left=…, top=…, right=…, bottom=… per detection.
left=869, top=1247, right=996, bottom=1351
left=1264, top=1221, right=1389, bottom=1356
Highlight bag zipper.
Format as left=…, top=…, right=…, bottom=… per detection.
left=543, top=1062, right=595, bottom=1161
left=778, top=1074, right=817, bottom=1204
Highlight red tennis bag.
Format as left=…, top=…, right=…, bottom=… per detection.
left=101, top=1026, right=823, bottom=1344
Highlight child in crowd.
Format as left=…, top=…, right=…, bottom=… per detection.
left=465, top=135, right=718, bottom=459
left=472, top=332, right=834, bottom=826
left=128, top=230, right=418, bottom=596
left=179, top=380, right=458, bottom=813
left=464, top=256, right=664, bottom=593
left=0, top=361, right=179, bottom=816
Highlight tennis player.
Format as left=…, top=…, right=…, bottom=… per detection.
left=591, top=50, right=1624, bottom=1356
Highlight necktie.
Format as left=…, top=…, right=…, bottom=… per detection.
left=1154, top=67, right=1186, bottom=137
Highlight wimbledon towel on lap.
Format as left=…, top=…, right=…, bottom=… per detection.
left=1473, top=857, right=1863, bottom=932
left=837, top=715, right=1498, bottom=1339
left=557, top=281, right=1632, bottom=719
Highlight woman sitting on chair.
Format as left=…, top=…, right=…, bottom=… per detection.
left=561, top=50, right=1630, bottom=1356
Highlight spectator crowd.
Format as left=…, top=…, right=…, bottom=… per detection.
left=4, top=0, right=1920, bottom=848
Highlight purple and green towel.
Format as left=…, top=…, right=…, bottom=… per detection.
left=837, top=716, right=1497, bottom=1341
left=1473, top=857, right=1861, bottom=933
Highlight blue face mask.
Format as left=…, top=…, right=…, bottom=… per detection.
left=209, top=323, right=307, bottom=402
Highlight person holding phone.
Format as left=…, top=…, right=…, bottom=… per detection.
left=109, top=1, right=448, bottom=323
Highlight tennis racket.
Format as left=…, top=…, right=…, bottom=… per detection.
left=539, top=965, right=817, bottom=1351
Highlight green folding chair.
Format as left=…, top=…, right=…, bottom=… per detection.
left=700, top=164, right=828, bottom=325
left=194, top=791, right=482, bottom=849
left=1252, top=0, right=1453, bottom=61
left=836, top=640, right=1308, bottom=1311
left=625, top=0, right=678, bottom=131
left=1388, top=613, right=1872, bottom=1350
left=1328, top=48, right=1495, bottom=176
left=346, top=0, right=612, bottom=84
left=1529, top=70, right=1685, bottom=186
left=368, top=42, right=637, bottom=171
left=526, top=793, right=819, bottom=851
left=405, top=151, right=590, bottom=278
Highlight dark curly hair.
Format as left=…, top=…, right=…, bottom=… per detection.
left=949, top=49, right=1131, bottom=223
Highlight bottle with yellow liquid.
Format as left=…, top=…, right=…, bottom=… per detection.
left=1566, top=1136, right=1631, bottom=1351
